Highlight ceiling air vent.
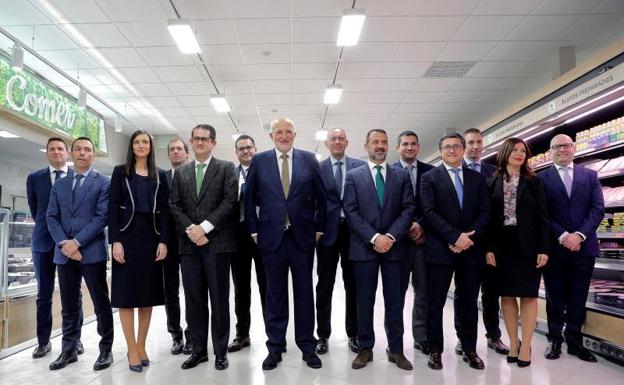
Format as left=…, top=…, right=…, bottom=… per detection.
left=423, top=61, right=478, bottom=78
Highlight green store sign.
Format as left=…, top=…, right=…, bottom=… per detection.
left=0, top=50, right=107, bottom=153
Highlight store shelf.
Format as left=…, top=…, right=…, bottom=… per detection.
left=599, top=168, right=624, bottom=180
left=606, top=201, right=624, bottom=208
left=532, top=139, right=624, bottom=171
left=595, top=258, right=624, bottom=271
left=538, top=289, right=624, bottom=318
left=598, top=232, right=624, bottom=238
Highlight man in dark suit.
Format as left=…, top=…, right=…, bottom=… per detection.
left=454, top=128, right=509, bottom=357
left=421, top=133, right=490, bottom=370
left=345, top=129, right=416, bottom=371
left=164, top=136, right=192, bottom=355
left=538, top=134, right=605, bottom=362
left=315, top=128, right=365, bottom=355
left=227, top=134, right=267, bottom=353
left=169, top=124, right=238, bottom=370
left=244, top=117, right=326, bottom=370
left=26, top=137, right=83, bottom=359
left=393, top=130, right=434, bottom=356
left=46, top=137, right=113, bottom=371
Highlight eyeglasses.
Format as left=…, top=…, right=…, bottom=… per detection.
left=441, top=144, right=464, bottom=152
left=550, top=143, right=574, bottom=151
left=191, top=136, right=212, bottom=143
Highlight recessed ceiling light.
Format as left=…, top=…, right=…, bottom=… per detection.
left=323, top=85, right=343, bottom=104
left=0, top=130, right=19, bottom=138
left=39, top=148, right=47, bottom=152
left=337, top=9, right=366, bottom=46
left=210, top=94, right=231, bottom=113
left=262, top=50, right=272, bottom=57
left=167, top=19, right=202, bottom=54
left=315, top=130, right=328, bottom=141
left=232, top=134, right=241, bottom=141
left=315, top=153, right=323, bottom=161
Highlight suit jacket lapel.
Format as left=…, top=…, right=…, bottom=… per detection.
left=72, top=172, right=96, bottom=213
left=267, top=151, right=286, bottom=199
left=197, top=159, right=218, bottom=203
left=363, top=165, right=382, bottom=210
left=570, top=165, right=580, bottom=199
left=321, top=159, right=338, bottom=196
left=380, top=164, right=394, bottom=208
left=184, top=162, right=198, bottom=204
left=516, top=176, right=527, bottom=207
left=549, top=165, right=569, bottom=200
left=439, top=165, right=462, bottom=211
left=289, top=150, right=303, bottom=197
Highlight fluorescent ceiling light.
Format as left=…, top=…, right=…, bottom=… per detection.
left=167, top=19, right=201, bottom=54
left=11, top=44, right=24, bottom=71
left=0, top=130, right=20, bottom=138
left=210, top=94, right=231, bottom=113
left=78, top=88, right=87, bottom=109
left=315, top=153, right=324, bottom=161
left=114, top=115, right=122, bottom=132
left=337, top=9, right=366, bottom=46
left=39, top=148, right=47, bottom=152
left=315, top=130, right=328, bottom=141
left=323, top=85, right=343, bottom=104
left=232, top=134, right=241, bottom=141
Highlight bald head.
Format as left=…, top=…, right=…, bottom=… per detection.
left=549, top=134, right=575, bottom=167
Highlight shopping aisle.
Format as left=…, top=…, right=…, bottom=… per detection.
left=0, top=281, right=622, bottom=385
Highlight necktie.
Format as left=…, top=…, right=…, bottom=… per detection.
left=451, top=168, right=463, bottom=209
left=334, top=161, right=344, bottom=198
left=374, top=165, right=385, bottom=206
left=73, top=174, right=84, bottom=203
left=239, top=166, right=246, bottom=221
left=469, top=162, right=478, bottom=172
left=280, top=154, right=291, bottom=227
left=562, top=166, right=573, bottom=197
left=53, top=170, right=62, bottom=184
left=196, top=163, right=206, bottom=196
left=406, top=164, right=417, bottom=196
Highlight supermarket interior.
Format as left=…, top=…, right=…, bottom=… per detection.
left=1, top=1, right=624, bottom=384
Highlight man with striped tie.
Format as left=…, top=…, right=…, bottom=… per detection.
left=228, top=134, right=267, bottom=353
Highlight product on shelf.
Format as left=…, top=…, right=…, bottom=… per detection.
left=602, top=187, right=624, bottom=207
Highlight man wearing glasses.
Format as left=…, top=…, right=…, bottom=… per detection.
left=539, top=134, right=604, bottom=362
left=420, top=133, right=490, bottom=371
left=169, top=124, right=238, bottom=370
left=227, top=135, right=267, bottom=353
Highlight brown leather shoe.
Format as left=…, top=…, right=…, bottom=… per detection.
left=351, top=349, right=373, bottom=369
left=463, top=352, right=485, bottom=369
left=428, top=352, right=443, bottom=370
left=386, top=348, right=413, bottom=370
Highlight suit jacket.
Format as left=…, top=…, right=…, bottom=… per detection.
left=169, top=158, right=238, bottom=255
left=319, top=156, right=366, bottom=246
left=343, top=163, right=415, bottom=261
left=392, top=160, right=434, bottom=223
left=485, top=175, right=549, bottom=257
left=27, top=167, right=74, bottom=253
left=46, top=170, right=110, bottom=265
left=107, top=165, right=170, bottom=245
left=538, top=165, right=604, bottom=257
left=244, top=148, right=327, bottom=252
left=421, top=164, right=491, bottom=265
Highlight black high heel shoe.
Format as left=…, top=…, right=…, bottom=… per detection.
left=507, top=341, right=520, bottom=363
left=128, top=353, right=143, bottom=372
left=517, top=344, right=532, bottom=368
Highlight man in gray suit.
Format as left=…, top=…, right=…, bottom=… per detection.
left=169, top=124, right=238, bottom=371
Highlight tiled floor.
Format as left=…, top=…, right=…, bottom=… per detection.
left=1, top=271, right=623, bottom=385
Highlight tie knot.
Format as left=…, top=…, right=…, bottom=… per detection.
left=470, top=162, right=478, bottom=170
left=75, top=174, right=84, bottom=181
left=335, top=160, right=343, bottom=166
left=406, top=164, right=415, bottom=171
left=197, top=162, right=206, bottom=170
left=374, top=164, right=382, bottom=171
left=451, top=167, right=461, bottom=175
left=54, top=169, right=62, bottom=174
left=280, top=153, right=289, bottom=160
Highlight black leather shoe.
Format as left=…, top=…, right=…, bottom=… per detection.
left=544, top=341, right=562, bottom=360
left=171, top=339, right=184, bottom=355
left=215, top=355, right=229, bottom=370
left=463, top=352, right=485, bottom=370
left=32, top=342, right=51, bottom=359
left=93, top=351, right=113, bottom=371
left=181, top=353, right=209, bottom=369
left=76, top=341, right=84, bottom=355
left=182, top=340, right=193, bottom=355
left=455, top=341, right=463, bottom=355
left=487, top=337, right=509, bottom=355
left=348, top=337, right=359, bottom=353
left=303, top=352, right=322, bottom=368
left=386, top=348, right=413, bottom=370
left=262, top=352, right=282, bottom=370
left=316, top=338, right=329, bottom=354
left=428, top=352, right=443, bottom=370
left=351, top=349, right=373, bottom=369
left=227, top=336, right=251, bottom=353
left=414, top=341, right=431, bottom=355
left=568, top=345, right=597, bottom=362
left=49, top=351, right=78, bottom=370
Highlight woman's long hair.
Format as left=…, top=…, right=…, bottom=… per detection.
left=124, top=129, right=157, bottom=179
left=495, top=137, right=535, bottom=181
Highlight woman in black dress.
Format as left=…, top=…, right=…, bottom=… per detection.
left=108, top=130, right=169, bottom=372
left=485, top=138, right=549, bottom=367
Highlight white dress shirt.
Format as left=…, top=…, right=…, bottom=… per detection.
left=49, top=164, right=69, bottom=185
left=443, top=162, right=464, bottom=184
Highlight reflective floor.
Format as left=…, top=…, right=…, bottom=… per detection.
left=1, top=272, right=623, bottom=385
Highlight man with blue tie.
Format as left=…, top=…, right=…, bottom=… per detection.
left=539, top=134, right=604, bottom=362
left=393, top=130, right=434, bottom=356
left=454, top=128, right=509, bottom=357
left=344, top=129, right=416, bottom=370
left=46, top=137, right=113, bottom=371
left=315, top=128, right=365, bottom=355
left=26, top=138, right=84, bottom=359
left=421, top=133, right=490, bottom=370
left=228, top=134, right=267, bottom=353
left=244, top=117, right=326, bottom=370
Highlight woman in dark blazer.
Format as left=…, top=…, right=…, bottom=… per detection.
left=485, top=137, right=549, bottom=368
left=108, top=129, right=169, bottom=372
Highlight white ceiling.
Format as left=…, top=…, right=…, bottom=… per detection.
left=0, top=0, right=624, bottom=162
